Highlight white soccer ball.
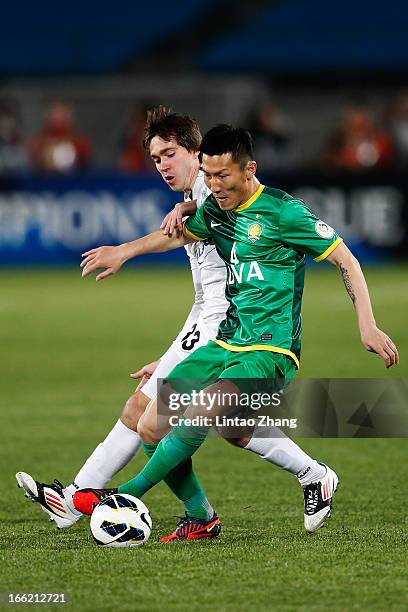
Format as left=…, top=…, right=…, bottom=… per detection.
left=90, top=493, right=152, bottom=547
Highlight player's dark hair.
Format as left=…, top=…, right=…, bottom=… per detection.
left=143, top=106, right=201, bottom=151
left=200, top=124, right=254, bottom=168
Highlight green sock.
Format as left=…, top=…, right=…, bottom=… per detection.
left=118, top=422, right=211, bottom=519
left=143, top=443, right=213, bottom=520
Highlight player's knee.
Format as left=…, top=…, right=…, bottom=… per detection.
left=224, top=436, right=249, bottom=448
left=137, top=416, right=162, bottom=445
left=215, top=427, right=246, bottom=446
left=120, top=392, right=149, bottom=432
left=215, top=422, right=251, bottom=447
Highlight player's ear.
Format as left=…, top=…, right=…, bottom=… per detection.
left=246, top=160, right=257, bottom=179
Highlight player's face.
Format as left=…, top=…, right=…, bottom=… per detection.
left=202, top=153, right=257, bottom=210
left=149, top=135, right=199, bottom=192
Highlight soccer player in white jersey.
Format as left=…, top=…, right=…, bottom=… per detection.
left=17, top=109, right=343, bottom=537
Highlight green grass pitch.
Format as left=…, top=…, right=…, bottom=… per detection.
left=0, top=263, right=407, bottom=611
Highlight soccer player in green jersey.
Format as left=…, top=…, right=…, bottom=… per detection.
left=76, top=125, right=399, bottom=540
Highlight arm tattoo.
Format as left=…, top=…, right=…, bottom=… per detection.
left=339, top=264, right=356, bottom=303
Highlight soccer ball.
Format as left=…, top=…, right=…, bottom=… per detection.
left=90, top=493, right=152, bottom=547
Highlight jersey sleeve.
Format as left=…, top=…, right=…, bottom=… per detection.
left=183, top=201, right=211, bottom=242
left=279, top=199, right=343, bottom=262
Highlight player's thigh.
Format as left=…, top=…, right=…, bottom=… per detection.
left=166, top=341, right=225, bottom=383
left=154, top=342, right=226, bottom=427
left=221, top=350, right=297, bottom=387
left=214, top=350, right=297, bottom=437
left=139, top=343, right=224, bottom=442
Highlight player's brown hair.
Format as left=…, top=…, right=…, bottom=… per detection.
left=143, top=106, right=202, bottom=152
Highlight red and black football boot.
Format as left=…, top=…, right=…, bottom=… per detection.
left=160, top=512, right=221, bottom=542
left=73, top=487, right=118, bottom=515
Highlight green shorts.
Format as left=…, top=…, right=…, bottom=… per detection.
left=165, top=340, right=297, bottom=394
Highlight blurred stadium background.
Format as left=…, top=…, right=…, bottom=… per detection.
left=1, top=2, right=407, bottom=610
left=0, top=0, right=408, bottom=266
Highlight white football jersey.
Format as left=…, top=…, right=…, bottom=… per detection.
left=181, top=170, right=229, bottom=337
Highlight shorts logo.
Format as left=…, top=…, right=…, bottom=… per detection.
left=248, top=222, right=263, bottom=242
left=315, top=220, right=334, bottom=239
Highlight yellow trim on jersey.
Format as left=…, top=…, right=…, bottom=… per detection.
left=314, top=236, right=343, bottom=263
left=234, top=184, right=265, bottom=213
left=213, top=338, right=300, bottom=369
left=183, top=226, right=206, bottom=242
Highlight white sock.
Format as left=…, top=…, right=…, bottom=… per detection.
left=244, top=425, right=326, bottom=487
left=64, top=419, right=142, bottom=507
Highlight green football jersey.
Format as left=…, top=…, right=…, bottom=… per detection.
left=184, top=184, right=342, bottom=368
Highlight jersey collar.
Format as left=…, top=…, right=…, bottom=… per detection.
left=186, top=170, right=205, bottom=202
left=184, top=170, right=204, bottom=202
left=234, top=183, right=265, bottom=213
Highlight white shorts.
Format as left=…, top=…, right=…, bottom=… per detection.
left=141, top=316, right=222, bottom=400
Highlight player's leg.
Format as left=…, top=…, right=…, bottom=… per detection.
left=137, top=344, right=226, bottom=526
left=75, top=396, right=219, bottom=539
left=215, top=350, right=339, bottom=532
left=223, top=422, right=338, bottom=532
left=65, top=391, right=146, bottom=492
left=69, top=306, right=225, bottom=512
left=16, top=346, right=183, bottom=528
left=74, top=346, right=294, bottom=514
left=137, top=394, right=216, bottom=523
left=74, top=346, right=242, bottom=506
left=73, top=392, right=221, bottom=542
left=218, top=351, right=327, bottom=481
left=74, top=343, right=226, bottom=539
left=65, top=313, right=217, bottom=496
left=16, top=389, right=147, bottom=528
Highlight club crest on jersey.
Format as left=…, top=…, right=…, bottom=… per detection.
left=315, top=220, right=334, bottom=239
left=247, top=222, right=263, bottom=242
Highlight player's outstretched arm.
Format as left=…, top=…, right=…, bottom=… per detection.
left=326, top=241, right=399, bottom=368
left=81, top=229, right=192, bottom=281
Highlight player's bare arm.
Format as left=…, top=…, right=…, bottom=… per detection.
left=80, top=229, right=193, bottom=281
left=326, top=241, right=399, bottom=368
left=161, top=199, right=198, bottom=235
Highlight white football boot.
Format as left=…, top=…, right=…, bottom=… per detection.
left=16, top=471, right=81, bottom=529
left=303, top=464, right=339, bottom=533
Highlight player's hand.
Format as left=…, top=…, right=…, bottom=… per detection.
left=161, top=200, right=197, bottom=235
left=80, top=245, right=129, bottom=281
left=131, top=360, right=160, bottom=391
left=360, top=326, right=399, bottom=368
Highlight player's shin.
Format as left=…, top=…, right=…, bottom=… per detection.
left=244, top=425, right=325, bottom=485
left=143, top=443, right=213, bottom=520
left=64, top=419, right=142, bottom=509
left=118, top=421, right=209, bottom=503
